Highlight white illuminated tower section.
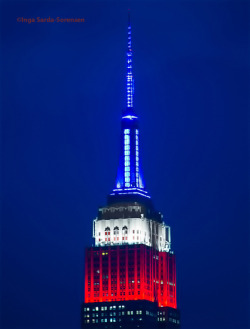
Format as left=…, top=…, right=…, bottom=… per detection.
left=81, top=12, right=180, bottom=329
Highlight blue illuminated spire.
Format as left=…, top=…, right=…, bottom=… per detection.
left=126, top=11, right=134, bottom=109
left=110, top=12, right=150, bottom=201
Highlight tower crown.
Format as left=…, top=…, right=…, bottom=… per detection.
left=81, top=15, right=179, bottom=321
left=110, top=13, right=150, bottom=203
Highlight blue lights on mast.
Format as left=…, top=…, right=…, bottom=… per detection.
left=126, top=24, right=133, bottom=108
left=112, top=13, right=149, bottom=199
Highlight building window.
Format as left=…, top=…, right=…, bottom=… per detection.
left=122, top=226, right=128, bottom=236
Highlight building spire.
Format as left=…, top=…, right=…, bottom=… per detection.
left=109, top=12, right=150, bottom=203
left=126, top=10, right=134, bottom=109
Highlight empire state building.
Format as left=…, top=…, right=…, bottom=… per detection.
left=81, top=13, right=181, bottom=329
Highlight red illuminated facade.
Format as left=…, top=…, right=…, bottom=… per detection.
left=85, top=245, right=176, bottom=308
left=81, top=13, right=180, bottom=329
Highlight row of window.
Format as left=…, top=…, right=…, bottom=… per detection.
left=89, top=278, right=142, bottom=283
left=124, top=151, right=139, bottom=158
left=169, top=318, right=180, bottom=324
left=124, top=129, right=139, bottom=135
left=84, top=305, right=144, bottom=313
left=103, top=228, right=141, bottom=234
left=84, top=317, right=145, bottom=324
left=104, top=227, right=128, bottom=234
left=99, top=235, right=146, bottom=242
left=85, top=310, right=144, bottom=318
left=104, top=237, right=128, bottom=241
left=88, top=291, right=142, bottom=297
left=124, top=155, right=139, bottom=162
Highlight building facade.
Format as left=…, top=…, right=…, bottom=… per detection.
left=81, top=13, right=180, bottom=329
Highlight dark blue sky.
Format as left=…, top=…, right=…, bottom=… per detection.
left=1, top=1, right=249, bottom=329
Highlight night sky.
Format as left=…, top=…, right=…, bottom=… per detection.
left=1, top=1, right=249, bottom=329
